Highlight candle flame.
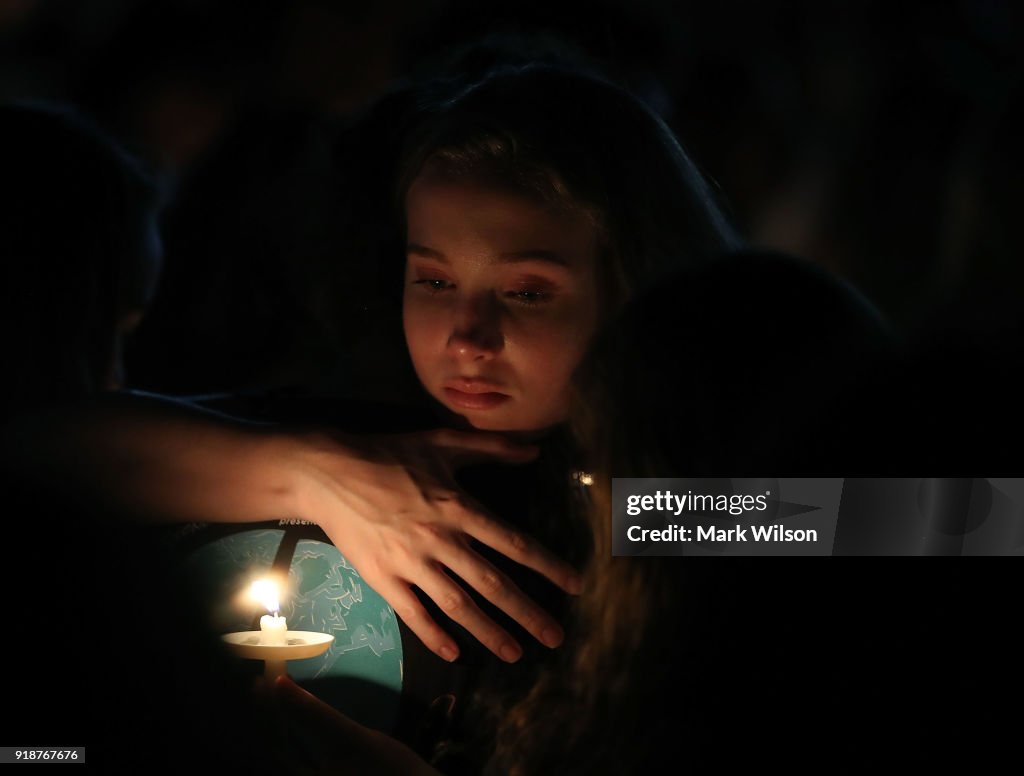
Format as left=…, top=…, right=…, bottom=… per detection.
left=250, top=579, right=280, bottom=613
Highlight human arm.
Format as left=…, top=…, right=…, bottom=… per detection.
left=1, top=392, right=581, bottom=662
left=3, top=392, right=308, bottom=523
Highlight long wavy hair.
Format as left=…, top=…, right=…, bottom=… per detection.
left=490, top=252, right=893, bottom=773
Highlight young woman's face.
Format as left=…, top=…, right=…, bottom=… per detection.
left=403, top=175, right=602, bottom=432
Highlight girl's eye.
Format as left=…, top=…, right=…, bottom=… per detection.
left=505, top=288, right=551, bottom=305
left=413, top=278, right=454, bottom=292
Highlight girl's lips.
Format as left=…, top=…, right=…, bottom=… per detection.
left=444, top=377, right=507, bottom=393
left=442, top=387, right=511, bottom=410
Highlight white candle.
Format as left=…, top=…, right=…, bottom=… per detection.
left=260, top=613, right=288, bottom=645
left=251, top=578, right=288, bottom=645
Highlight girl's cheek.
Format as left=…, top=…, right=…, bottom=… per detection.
left=403, top=289, right=436, bottom=320
left=404, top=299, right=449, bottom=348
left=510, top=299, right=594, bottom=342
left=513, top=330, right=576, bottom=377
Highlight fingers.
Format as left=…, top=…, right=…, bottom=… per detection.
left=377, top=580, right=462, bottom=664
left=460, top=508, right=584, bottom=597
left=414, top=563, right=525, bottom=663
left=426, top=428, right=540, bottom=466
left=382, top=570, right=528, bottom=665
left=432, top=545, right=566, bottom=650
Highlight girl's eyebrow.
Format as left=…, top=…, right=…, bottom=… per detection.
left=406, top=243, right=569, bottom=267
left=497, top=249, right=569, bottom=267
left=407, top=243, right=446, bottom=261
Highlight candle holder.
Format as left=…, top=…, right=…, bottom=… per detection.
left=221, top=631, right=334, bottom=680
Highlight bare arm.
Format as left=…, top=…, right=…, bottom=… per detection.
left=1, top=392, right=582, bottom=663
left=3, top=392, right=304, bottom=523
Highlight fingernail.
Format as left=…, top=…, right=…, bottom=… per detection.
left=567, top=575, right=584, bottom=595
left=541, top=626, right=563, bottom=648
left=500, top=643, right=522, bottom=662
left=439, top=644, right=458, bottom=662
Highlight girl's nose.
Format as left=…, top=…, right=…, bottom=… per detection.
left=447, top=294, right=503, bottom=361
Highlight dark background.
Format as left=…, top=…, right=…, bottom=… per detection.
left=3, top=0, right=1022, bottom=395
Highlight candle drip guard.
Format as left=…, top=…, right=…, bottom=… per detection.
left=221, top=631, right=335, bottom=680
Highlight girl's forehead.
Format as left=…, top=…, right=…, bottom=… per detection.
left=405, top=176, right=600, bottom=272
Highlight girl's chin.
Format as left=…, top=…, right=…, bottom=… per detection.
left=427, top=393, right=563, bottom=437
left=461, top=412, right=562, bottom=439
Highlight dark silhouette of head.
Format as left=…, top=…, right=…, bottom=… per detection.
left=0, top=102, right=162, bottom=406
